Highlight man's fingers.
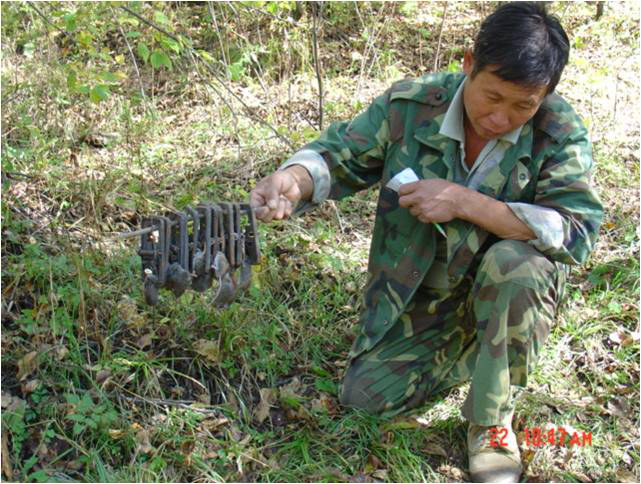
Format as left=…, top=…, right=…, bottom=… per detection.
left=250, top=190, right=266, bottom=209
left=254, top=205, right=270, bottom=221
left=398, top=193, right=416, bottom=208
left=273, top=197, right=286, bottom=220
left=284, top=200, right=294, bottom=218
left=398, top=181, right=419, bottom=196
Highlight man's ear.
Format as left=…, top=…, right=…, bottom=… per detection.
left=463, top=51, right=474, bottom=76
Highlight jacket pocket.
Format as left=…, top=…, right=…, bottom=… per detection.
left=502, top=160, right=533, bottom=202
left=378, top=183, right=418, bottom=234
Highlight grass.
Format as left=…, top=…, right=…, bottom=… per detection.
left=2, top=1, right=639, bottom=482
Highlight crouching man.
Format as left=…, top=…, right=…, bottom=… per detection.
left=250, top=2, right=602, bottom=482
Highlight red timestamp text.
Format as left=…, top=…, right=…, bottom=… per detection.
left=488, top=426, right=593, bottom=448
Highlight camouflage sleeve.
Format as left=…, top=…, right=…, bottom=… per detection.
left=507, top=203, right=564, bottom=253
left=279, top=150, right=331, bottom=203
left=520, top=125, right=603, bottom=265
left=278, top=150, right=331, bottom=215
left=299, top=89, right=392, bottom=200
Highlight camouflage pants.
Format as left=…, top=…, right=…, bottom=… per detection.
left=340, top=240, right=565, bottom=426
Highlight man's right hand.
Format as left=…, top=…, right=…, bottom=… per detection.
left=250, top=165, right=313, bottom=222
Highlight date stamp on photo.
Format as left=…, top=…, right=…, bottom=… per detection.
left=488, top=426, right=593, bottom=448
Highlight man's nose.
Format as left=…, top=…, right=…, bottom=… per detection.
left=488, top=111, right=510, bottom=130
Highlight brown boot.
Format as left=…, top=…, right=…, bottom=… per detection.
left=467, top=421, right=522, bottom=483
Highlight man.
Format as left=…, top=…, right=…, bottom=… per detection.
left=250, top=3, right=602, bottom=482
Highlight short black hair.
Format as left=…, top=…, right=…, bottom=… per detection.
left=472, top=2, right=570, bottom=94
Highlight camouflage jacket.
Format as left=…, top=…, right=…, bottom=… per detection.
left=287, top=72, right=603, bottom=358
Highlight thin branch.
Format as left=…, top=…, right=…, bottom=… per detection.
left=206, top=1, right=241, bottom=162
left=108, top=226, right=155, bottom=240
left=208, top=2, right=230, bottom=80
left=119, top=5, right=180, bottom=44
left=26, top=1, right=66, bottom=36
left=311, top=3, right=324, bottom=131
left=433, top=3, right=448, bottom=71
left=118, top=392, right=226, bottom=416
left=355, top=3, right=390, bottom=97
left=112, top=8, right=147, bottom=102
left=236, top=1, right=283, bottom=21
left=119, top=5, right=294, bottom=151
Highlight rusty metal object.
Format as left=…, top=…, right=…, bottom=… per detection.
left=138, top=203, right=261, bottom=306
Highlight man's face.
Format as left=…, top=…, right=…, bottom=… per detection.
left=462, top=52, right=548, bottom=141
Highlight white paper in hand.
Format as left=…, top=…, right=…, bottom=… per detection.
left=386, top=167, right=419, bottom=192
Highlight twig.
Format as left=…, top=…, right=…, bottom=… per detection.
left=119, top=5, right=180, bottom=44
left=208, top=2, right=230, bottom=80
left=119, top=393, right=226, bottom=416
left=612, top=74, right=619, bottom=124
left=206, top=2, right=242, bottom=163
left=236, top=1, right=283, bottom=21
left=364, top=11, right=392, bottom=81
left=119, top=5, right=294, bottom=150
left=356, top=3, right=390, bottom=97
left=329, top=200, right=345, bottom=234
left=26, top=1, right=66, bottom=36
left=109, top=226, right=155, bottom=239
left=311, top=2, right=324, bottom=131
left=433, top=3, right=449, bottom=71
left=112, top=8, right=147, bottom=102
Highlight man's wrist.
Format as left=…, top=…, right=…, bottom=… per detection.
left=454, top=184, right=474, bottom=221
left=285, top=165, right=314, bottom=201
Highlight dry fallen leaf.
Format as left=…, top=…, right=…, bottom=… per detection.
left=228, top=425, right=244, bottom=442
left=197, top=392, right=211, bottom=405
left=96, top=369, right=112, bottom=384
left=193, top=339, right=220, bottom=363
left=311, top=394, right=338, bottom=415
left=606, top=397, right=631, bottom=418
left=135, top=429, right=153, bottom=455
left=520, top=447, right=536, bottom=473
left=55, top=345, right=69, bottom=361
left=136, top=333, right=154, bottom=349
left=437, top=464, right=467, bottom=481
left=371, top=469, right=388, bottom=481
left=117, top=295, right=145, bottom=329
left=423, top=440, right=448, bottom=458
left=17, top=351, right=38, bottom=381
left=22, top=379, right=40, bottom=394
left=279, top=376, right=302, bottom=400
left=616, top=469, right=639, bottom=483
left=200, top=417, right=230, bottom=432
left=36, top=443, right=49, bottom=460
left=108, top=429, right=126, bottom=439
left=255, top=388, right=276, bottom=424
left=608, top=330, right=635, bottom=346
left=1, top=431, right=12, bottom=480
left=366, top=453, right=381, bottom=471
left=348, top=473, right=375, bottom=483
left=572, top=471, right=593, bottom=483
left=181, top=440, right=195, bottom=467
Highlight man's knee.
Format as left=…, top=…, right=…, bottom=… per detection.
left=338, top=360, right=387, bottom=414
left=477, top=239, right=558, bottom=289
left=338, top=356, right=428, bottom=415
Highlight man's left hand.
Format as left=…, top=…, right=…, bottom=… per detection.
left=398, top=179, right=463, bottom=224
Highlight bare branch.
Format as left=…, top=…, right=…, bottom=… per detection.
left=112, top=7, right=147, bottom=102
left=433, top=3, right=449, bottom=71
left=311, top=3, right=324, bottom=131
left=118, top=5, right=294, bottom=151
